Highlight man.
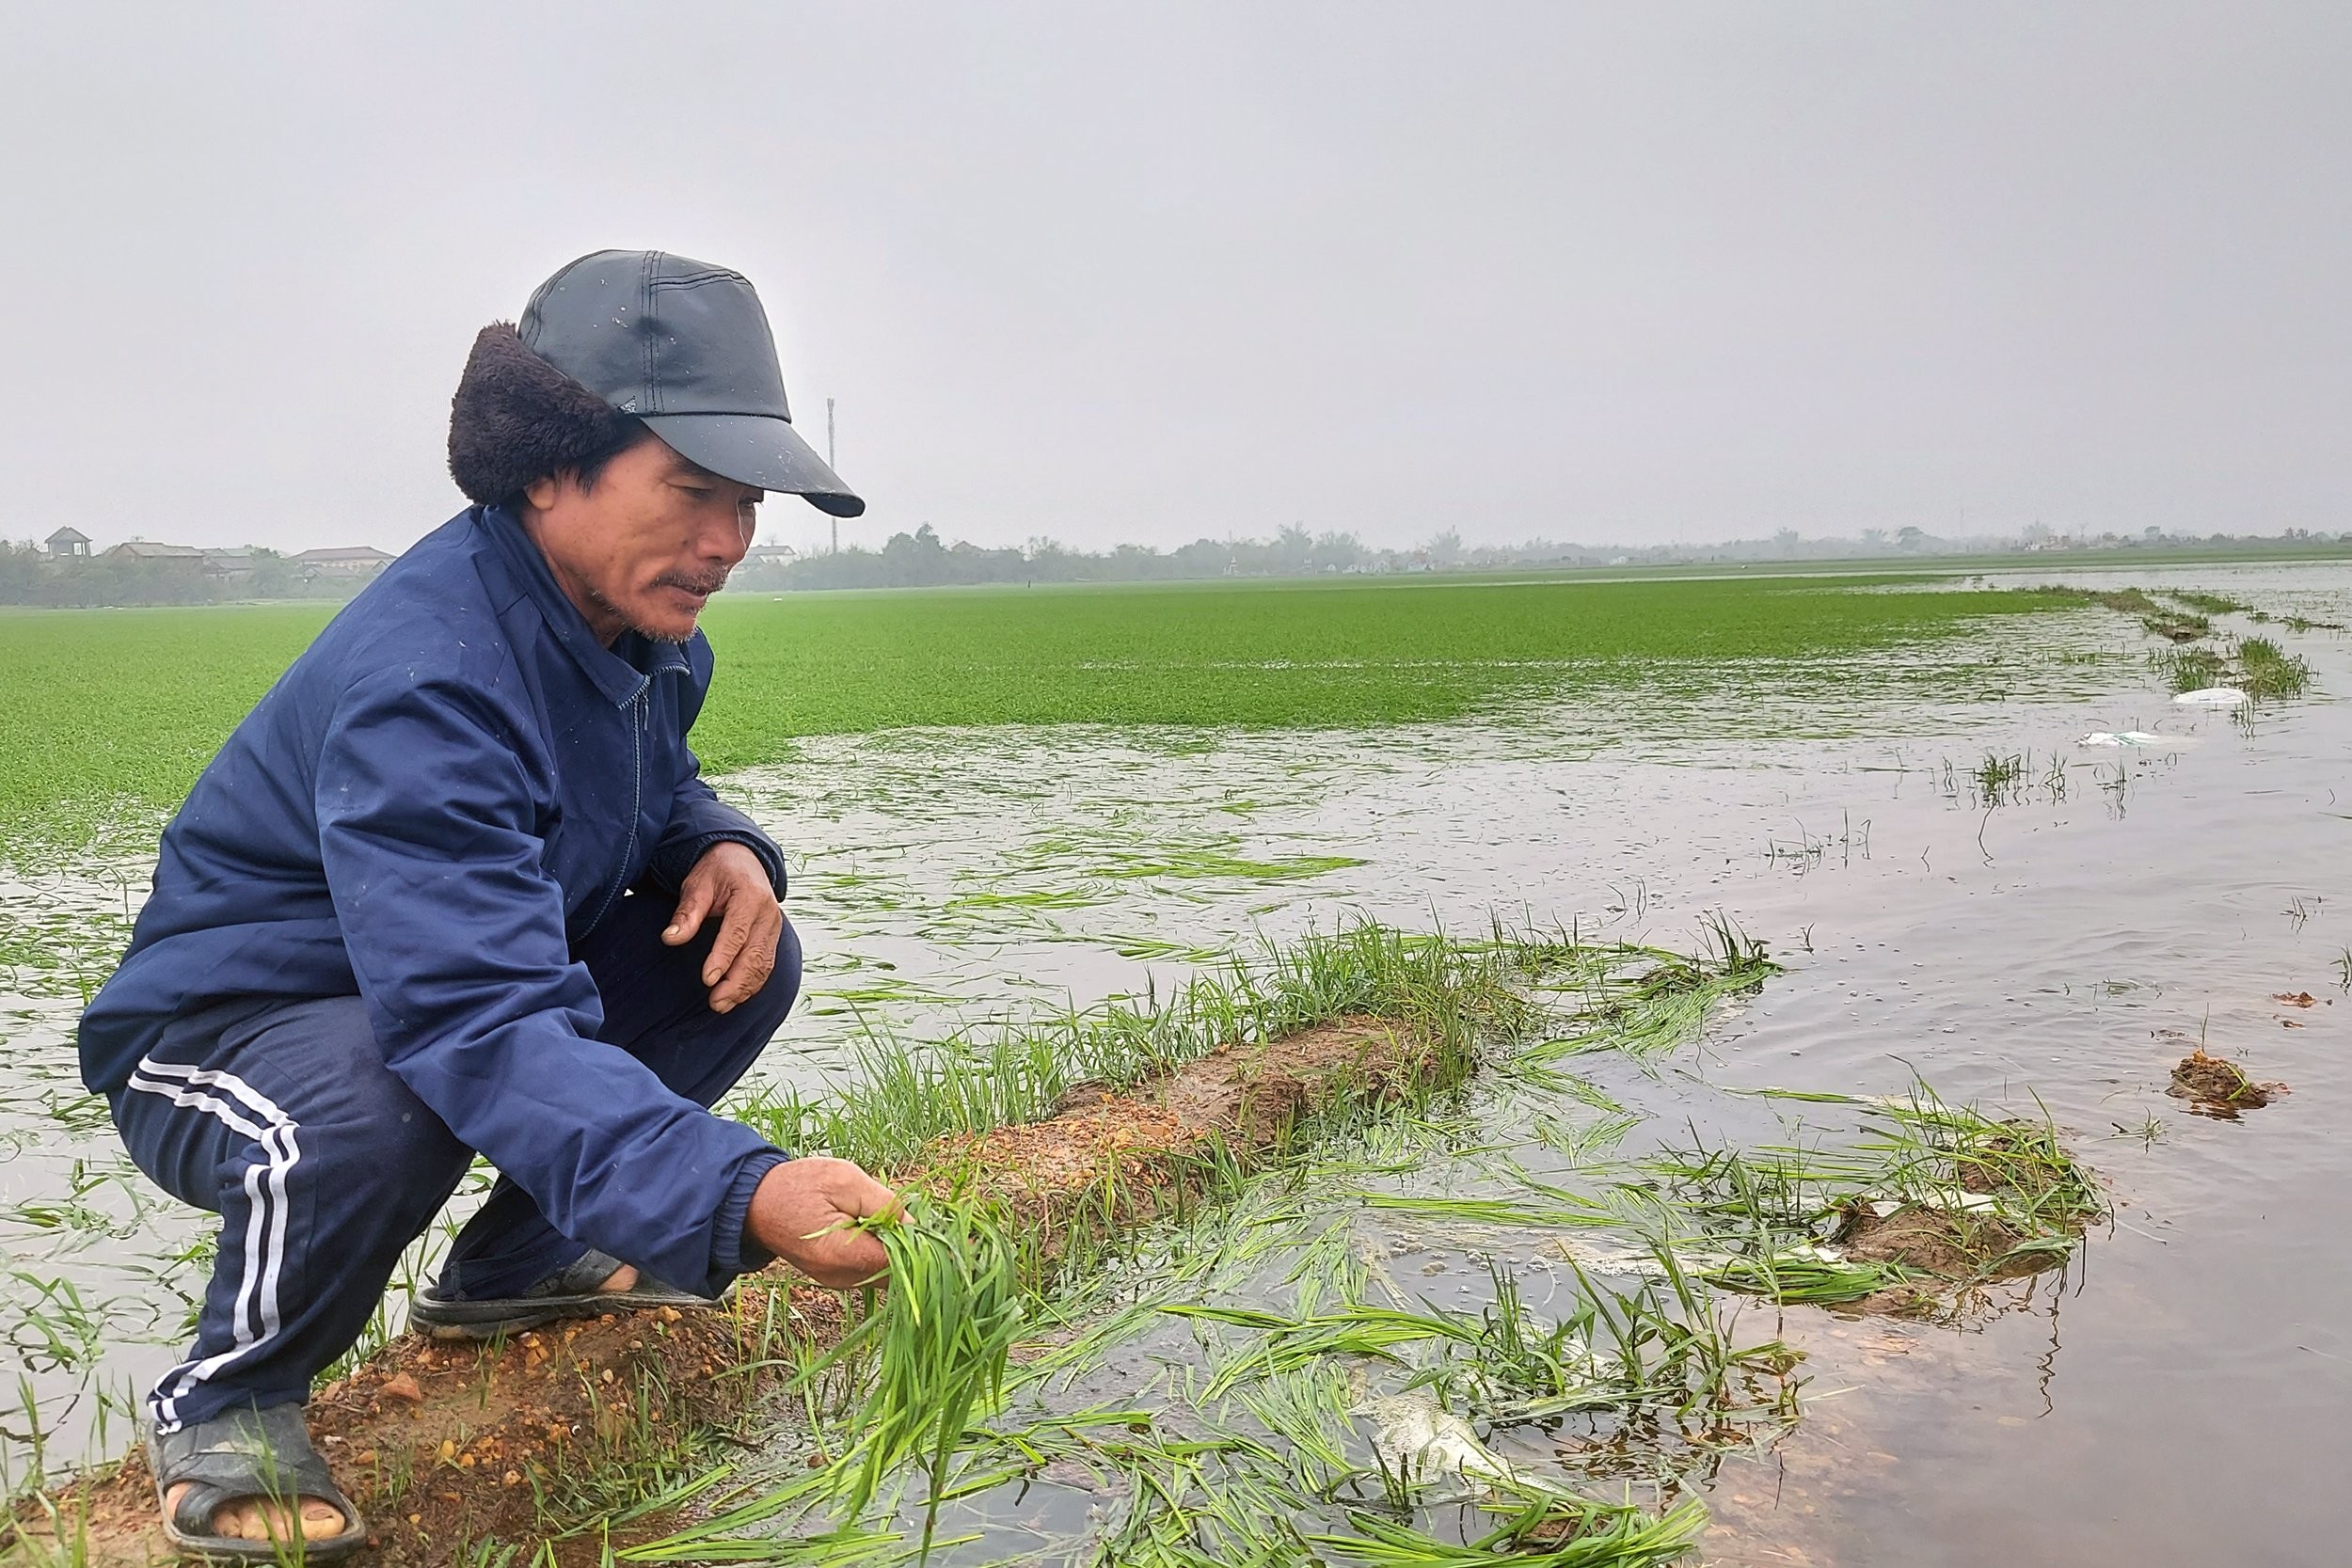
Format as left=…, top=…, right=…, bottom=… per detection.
left=78, top=250, right=898, bottom=1559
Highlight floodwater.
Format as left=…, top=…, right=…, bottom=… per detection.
left=2, top=561, right=2347, bottom=1565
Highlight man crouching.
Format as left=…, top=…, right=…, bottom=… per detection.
left=78, top=249, right=893, bottom=1559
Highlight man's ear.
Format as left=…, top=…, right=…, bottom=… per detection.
left=523, top=472, right=563, bottom=512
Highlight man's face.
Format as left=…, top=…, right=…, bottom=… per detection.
left=520, top=435, right=762, bottom=644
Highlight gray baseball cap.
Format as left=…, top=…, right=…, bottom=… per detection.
left=519, top=249, right=864, bottom=518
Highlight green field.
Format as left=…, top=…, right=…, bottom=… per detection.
left=0, top=575, right=2080, bottom=843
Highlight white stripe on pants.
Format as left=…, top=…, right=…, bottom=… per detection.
left=124, top=1056, right=302, bottom=1433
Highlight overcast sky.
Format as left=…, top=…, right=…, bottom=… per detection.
left=5, top=3, right=2347, bottom=556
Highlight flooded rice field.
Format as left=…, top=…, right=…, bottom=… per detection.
left=3, top=560, right=2347, bottom=1563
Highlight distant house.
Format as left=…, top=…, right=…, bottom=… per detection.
left=202, top=546, right=259, bottom=582
left=108, top=540, right=206, bottom=562
left=44, top=526, right=90, bottom=557
left=107, top=540, right=210, bottom=578
left=743, top=542, right=798, bottom=569
left=290, top=545, right=395, bottom=581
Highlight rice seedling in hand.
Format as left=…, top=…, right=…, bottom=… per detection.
left=814, top=1196, right=1024, bottom=1542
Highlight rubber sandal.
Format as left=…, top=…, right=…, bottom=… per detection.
left=147, top=1403, right=367, bottom=1562
left=406, top=1247, right=719, bottom=1339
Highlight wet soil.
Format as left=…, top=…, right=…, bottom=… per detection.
left=1826, top=1181, right=2089, bottom=1322
left=2167, top=1048, right=2288, bottom=1115
left=19, top=1285, right=847, bottom=1568
left=11, top=1016, right=1436, bottom=1565
left=901, top=1014, right=1429, bottom=1243
left=1838, top=1204, right=2027, bottom=1279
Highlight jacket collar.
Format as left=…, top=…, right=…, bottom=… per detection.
left=475, top=503, right=695, bottom=706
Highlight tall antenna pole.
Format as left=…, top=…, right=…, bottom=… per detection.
left=827, top=397, right=838, bottom=556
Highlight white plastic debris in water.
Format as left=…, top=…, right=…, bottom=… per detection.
left=1358, top=1392, right=1522, bottom=1486
left=2077, top=731, right=2176, bottom=747
left=1544, top=1233, right=1671, bottom=1279
left=2172, top=687, right=2249, bottom=706
left=1863, top=1187, right=2003, bottom=1215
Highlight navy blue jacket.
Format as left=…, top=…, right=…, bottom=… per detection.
left=81, top=504, right=789, bottom=1295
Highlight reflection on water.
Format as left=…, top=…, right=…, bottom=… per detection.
left=0, top=565, right=2347, bottom=1564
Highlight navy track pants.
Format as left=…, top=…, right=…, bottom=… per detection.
left=109, top=892, right=801, bottom=1432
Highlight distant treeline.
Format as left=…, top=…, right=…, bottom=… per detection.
left=8, top=522, right=2348, bottom=606
left=744, top=522, right=2349, bottom=593
left=0, top=543, right=344, bottom=608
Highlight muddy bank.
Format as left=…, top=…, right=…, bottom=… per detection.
left=13, top=1016, right=1448, bottom=1565
left=902, top=1015, right=1430, bottom=1242
left=25, top=1284, right=848, bottom=1567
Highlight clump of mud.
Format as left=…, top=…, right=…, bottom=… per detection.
left=2169, top=1048, right=2289, bottom=1116
left=1836, top=1203, right=2026, bottom=1280
left=1821, top=1201, right=2043, bottom=1318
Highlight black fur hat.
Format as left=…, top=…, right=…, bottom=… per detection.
left=447, top=323, right=644, bottom=506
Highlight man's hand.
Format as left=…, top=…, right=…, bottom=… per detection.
left=748, top=1157, right=899, bottom=1288
left=664, top=840, right=784, bottom=1013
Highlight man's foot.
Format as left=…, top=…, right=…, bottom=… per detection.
left=406, top=1248, right=715, bottom=1339
left=147, top=1404, right=368, bottom=1561
left=162, top=1481, right=347, bottom=1544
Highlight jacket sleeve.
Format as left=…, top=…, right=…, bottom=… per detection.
left=314, top=672, right=783, bottom=1296
left=644, top=745, right=786, bottom=897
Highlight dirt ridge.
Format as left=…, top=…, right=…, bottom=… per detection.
left=13, top=1015, right=1439, bottom=1565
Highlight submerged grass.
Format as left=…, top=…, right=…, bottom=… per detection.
left=1306, top=1497, right=1706, bottom=1568
left=1648, top=1084, right=2104, bottom=1313
left=2042, top=585, right=2210, bottom=642
left=570, top=919, right=1795, bottom=1567
left=2165, top=589, right=2250, bottom=616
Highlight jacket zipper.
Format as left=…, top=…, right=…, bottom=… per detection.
left=580, top=688, right=646, bottom=937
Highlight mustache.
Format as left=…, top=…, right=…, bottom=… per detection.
left=655, top=569, right=732, bottom=596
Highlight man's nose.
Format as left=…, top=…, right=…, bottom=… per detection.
left=699, top=512, right=752, bottom=566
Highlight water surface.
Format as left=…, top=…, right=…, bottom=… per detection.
left=1, top=563, right=2343, bottom=1564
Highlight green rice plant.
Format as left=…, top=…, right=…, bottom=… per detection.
left=2236, top=637, right=2311, bottom=699
left=1973, top=752, right=2026, bottom=797
left=1850, top=1090, right=2104, bottom=1236
left=1531, top=1108, right=1642, bottom=1166
left=1230, top=1361, right=1359, bottom=1495
left=1167, top=1303, right=1481, bottom=1399
left=2155, top=644, right=2231, bottom=691
left=1693, top=1246, right=1911, bottom=1307
left=735, top=918, right=1515, bottom=1179
left=2153, top=634, right=2311, bottom=700
left=2141, top=609, right=2209, bottom=641
left=1305, top=1495, right=1706, bottom=1567
left=1355, top=1193, right=1613, bottom=1229
left=1510, top=922, right=1775, bottom=1074
left=1408, top=1262, right=1612, bottom=1421
left=1646, top=1081, right=2102, bottom=1307
left=2166, top=589, right=2250, bottom=616
left=618, top=1202, right=1020, bottom=1560
left=1641, top=1145, right=1818, bottom=1232
left=0, top=575, right=2090, bottom=839
left=616, top=1508, right=915, bottom=1565
left=2042, top=584, right=2211, bottom=642
left=815, top=1198, right=1024, bottom=1543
